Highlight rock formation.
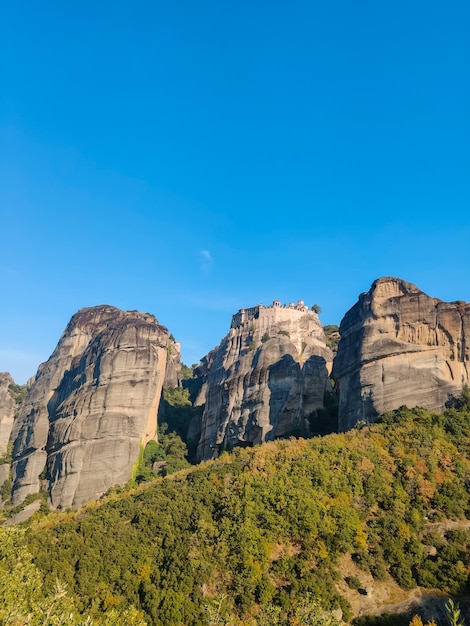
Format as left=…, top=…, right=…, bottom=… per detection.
left=10, top=305, right=180, bottom=510
left=0, top=372, right=17, bottom=498
left=194, top=300, right=334, bottom=461
left=333, top=277, right=470, bottom=431
left=0, top=373, right=16, bottom=458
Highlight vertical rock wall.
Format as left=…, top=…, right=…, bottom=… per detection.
left=11, top=306, right=178, bottom=509
left=195, top=302, right=334, bottom=461
left=333, top=277, right=470, bottom=430
left=0, top=372, right=16, bottom=458
left=0, top=373, right=16, bottom=495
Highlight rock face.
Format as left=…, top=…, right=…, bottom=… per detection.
left=194, top=300, right=333, bottom=461
left=333, top=277, right=470, bottom=431
left=0, top=373, right=16, bottom=458
left=11, top=305, right=180, bottom=510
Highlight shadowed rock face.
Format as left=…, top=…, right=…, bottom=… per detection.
left=333, top=277, right=470, bottom=431
left=194, top=303, right=333, bottom=461
left=11, top=306, right=179, bottom=509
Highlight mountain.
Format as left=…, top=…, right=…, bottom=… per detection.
left=0, top=373, right=17, bottom=494
left=1, top=279, right=470, bottom=624
left=191, top=299, right=334, bottom=461
left=2, top=277, right=470, bottom=513
left=9, top=305, right=181, bottom=510
left=0, top=373, right=16, bottom=458
left=8, top=402, right=470, bottom=626
left=333, top=277, right=470, bottom=431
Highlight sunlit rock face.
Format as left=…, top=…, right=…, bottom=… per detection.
left=333, top=277, right=470, bottom=431
left=0, top=372, right=16, bottom=458
left=194, top=301, right=334, bottom=461
left=10, top=306, right=179, bottom=509
left=0, top=372, right=17, bottom=495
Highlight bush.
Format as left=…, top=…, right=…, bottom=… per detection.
left=345, top=575, right=362, bottom=590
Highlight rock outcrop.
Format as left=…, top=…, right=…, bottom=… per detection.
left=11, top=305, right=180, bottom=510
left=0, top=373, right=16, bottom=458
left=194, top=300, right=334, bottom=461
left=0, top=372, right=17, bottom=499
left=333, top=277, right=470, bottom=431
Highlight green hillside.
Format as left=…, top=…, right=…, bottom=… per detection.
left=1, top=401, right=470, bottom=625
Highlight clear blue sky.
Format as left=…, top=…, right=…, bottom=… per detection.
left=1, top=1, right=469, bottom=384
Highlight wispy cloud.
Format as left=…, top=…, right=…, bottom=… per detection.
left=200, top=249, right=213, bottom=273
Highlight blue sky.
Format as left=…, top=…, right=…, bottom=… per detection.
left=1, top=1, right=469, bottom=384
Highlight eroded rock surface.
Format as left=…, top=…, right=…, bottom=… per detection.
left=194, top=300, right=333, bottom=461
left=0, top=373, right=16, bottom=458
left=11, top=306, right=179, bottom=509
left=333, top=277, right=470, bottom=430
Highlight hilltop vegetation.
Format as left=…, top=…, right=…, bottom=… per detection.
left=1, top=399, right=469, bottom=626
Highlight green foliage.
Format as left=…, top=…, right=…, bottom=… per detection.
left=142, top=439, right=164, bottom=465
left=261, top=332, right=270, bottom=343
left=458, top=384, right=470, bottom=411
left=8, top=403, right=470, bottom=625
left=324, top=325, right=341, bottom=351
left=7, top=382, right=27, bottom=420
left=445, top=599, right=465, bottom=626
left=311, top=304, right=322, bottom=314
left=180, top=363, right=194, bottom=380
left=240, top=592, right=342, bottom=625
left=8, top=382, right=27, bottom=407
left=345, top=575, right=362, bottom=590
left=133, top=426, right=190, bottom=485
left=158, top=384, right=203, bottom=460
left=0, top=471, right=12, bottom=502
left=163, top=386, right=191, bottom=407
left=160, top=386, right=191, bottom=429
left=0, top=526, right=147, bottom=625
left=0, top=442, right=13, bottom=466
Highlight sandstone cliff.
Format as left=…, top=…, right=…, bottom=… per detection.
left=0, top=373, right=16, bottom=459
left=0, top=372, right=17, bottom=497
left=333, top=277, right=470, bottom=431
left=11, top=306, right=180, bottom=509
left=194, top=300, right=334, bottom=461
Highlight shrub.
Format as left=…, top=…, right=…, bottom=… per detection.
left=345, top=575, right=362, bottom=590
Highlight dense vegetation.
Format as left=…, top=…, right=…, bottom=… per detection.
left=1, top=399, right=468, bottom=625
left=7, top=382, right=27, bottom=413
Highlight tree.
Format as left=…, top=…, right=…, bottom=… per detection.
left=0, top=526, right=148, bottom=625
left=445, top=599, right=465, bottom=626
left=311, top=304, right=322, bottom=314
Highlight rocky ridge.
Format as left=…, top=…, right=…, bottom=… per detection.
left=2, top=277, right=470, bottom=512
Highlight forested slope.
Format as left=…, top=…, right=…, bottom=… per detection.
left=2, top=401, right=470, bottom=625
